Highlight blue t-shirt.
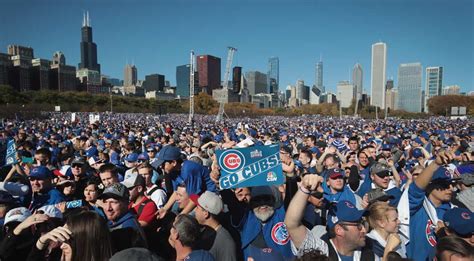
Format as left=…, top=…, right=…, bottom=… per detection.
left=185, top=249, right=215, bottom=261
left=339, top=254, right=354, bottom=261
left=172, top=160, right=217, bottom=195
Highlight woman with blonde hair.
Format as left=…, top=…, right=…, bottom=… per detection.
left=367, top=202, right=407, bottom=261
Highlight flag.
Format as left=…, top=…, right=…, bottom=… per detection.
left=5, top=139, right=18, bottom=166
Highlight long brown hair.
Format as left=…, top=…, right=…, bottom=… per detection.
left=66, top=210, right=113, bottom=261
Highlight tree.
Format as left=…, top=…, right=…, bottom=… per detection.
left=427, top=95, right=474, bottom=115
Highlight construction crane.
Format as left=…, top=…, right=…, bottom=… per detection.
left=216, top=47, right=237, bottom=122
left=188, top=51, right=195, bottom=124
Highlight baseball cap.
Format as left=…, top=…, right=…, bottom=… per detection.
left=280, top=145, right=292, bottom=155
left=121, top=173, right=146, bottom=189
left=98, top=183, right=130, bottom=201
left=459, top=173, right=474, bottom=186
left=137, top=153, right=149, bottom=162
left=29, top=166, right=53, bottom=180
left=371, top=162, right=392, bottom=178
left=125, top=153, right=139, bottom=163
left=327, top=200, right=365, bottom=228
left=328, top=168, right=344, bottom=179
left=189, top=191, right=223, bottom=215
left=443, top=208, right=474, bottom=237
left=154, top=145, right=181, bottom=167
left=86, top=147, right=98, bottom=157
left=88, top=155, right=104, bottom=166
left=71, top=156, right=86, bottom=165
left=366, top=188, right=395, bottom=204
left=412, top=148, right=423, bottom=159
left=249, top=186, right=276, bottom=209
left=382, top=144, right=392, bottom=151
left=431, top=166, right=452, bottom=182
left=4, top=207, right=31, bottom=225
left=38, top=205, right=63, bottom=219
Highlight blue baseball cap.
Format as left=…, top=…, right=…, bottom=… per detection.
left=432, top=166, right=452, bottom=181
left=137, top=153, right=149, bottom=161
left=413, top=137, right=423, bottom=145
left=327, top=200, right=365, bottom=228
left=29, top=166, right=53, bottom=180
left=443, top=208, right=474, bottom=237
left=412, top=148, right=423, bottom=158
left=125, top=153, right=139, bottom=162
left=154, top=145, right=181, bottom=167
left=382, top=144, right=392, bottom=151
left=86, top=146, right=98, bottom=157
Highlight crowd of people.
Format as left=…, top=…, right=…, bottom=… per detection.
left=0, top=112, right=472, bottom=261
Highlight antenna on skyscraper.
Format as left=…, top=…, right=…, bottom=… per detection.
left=82, top=11, right=86, bottom=27
left=86, top=11, right=90, bottom=27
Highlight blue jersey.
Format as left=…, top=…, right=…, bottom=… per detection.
left=406, top=183, right=450, bottom=261
left=172, top=160, right=217, bottom=195
left=240, top=206, right=294, bottom=260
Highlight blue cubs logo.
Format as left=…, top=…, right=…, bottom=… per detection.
left=461, top=212, right=470, bottom=220
left=271, top=222, right=290, bottom=245
left=345, top=201, right=355, bottom=208
left=219, top=150, right=245, bottom=173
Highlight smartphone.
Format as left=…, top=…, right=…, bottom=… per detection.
left=21, top=157, right=34, bottom=164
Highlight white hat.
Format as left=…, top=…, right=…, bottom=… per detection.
left=4, top=207, right=31, bottom=225
left=38, top=205, right=63, bottom=219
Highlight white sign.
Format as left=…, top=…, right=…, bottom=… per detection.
left=71, top=113, right=76, bottom=122
left=55, top=106, right=61, bottom=112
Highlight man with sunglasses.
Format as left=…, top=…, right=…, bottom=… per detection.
left=356, top=162, right=402, bottom=206
left=285, top=174, right=373, bottom=260
left=70, top=156, right=89, bottom=200
left=399, top=151, right=457, bottom=261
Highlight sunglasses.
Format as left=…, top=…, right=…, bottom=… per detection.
left=339, top=220, right=368, bottom=231
left=375, top=170, right=392, bottom=178
left=71, top=164, right=83, bottom=168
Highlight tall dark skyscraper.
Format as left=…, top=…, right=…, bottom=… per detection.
left=79, top=12, right=100, bottom=73
left=232, top=66, right=242, bottom=93
left=197, top=55, right=221, bottom=95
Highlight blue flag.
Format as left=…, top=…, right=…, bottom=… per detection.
left=216, top=144, right=284, bottom=189
left=5, top=139, right=18, bottom=166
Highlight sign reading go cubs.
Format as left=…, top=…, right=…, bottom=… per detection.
left=218, top=150, right=246, bottom=173
left=216, top=144, right=284, bottom=189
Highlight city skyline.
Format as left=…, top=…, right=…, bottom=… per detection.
left=1, top=0, right=472, bottom=94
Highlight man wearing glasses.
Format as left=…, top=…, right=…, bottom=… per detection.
left=285, top=174, right=374, bottom=260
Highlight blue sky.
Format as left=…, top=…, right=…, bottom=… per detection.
left=1, top=0, right=472, bottom=93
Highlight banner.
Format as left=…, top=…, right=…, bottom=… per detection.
left=71, top=112, right=76, bottom=122
left=5, top=139, right=17, bottom=166
left=216, top=144, right=284, bottom=189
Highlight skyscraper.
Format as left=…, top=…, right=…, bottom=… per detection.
left=245, top=71, right=267, bottom=95
left=425, top=67, right=443, bottom=112
left=398, top=63, right=422, bottom=113
left=267, top=57, right=279, bottom=94
left=337, top=81, right=354, bottom=108
left=123, top=64, right=137, bottom=87
left=79, top=12, right=100, bottom=73
left=143, top=74, right=164, bottom=92
left=370, top=42, right=387, bottom=109
left=315, top=60, right=324, bottom=92
left=176, top=64, right=190, bottom=98
left=8, top=45, right=34, bottom=91
left=352, top=63, right=363, bottom=100
left=232, top=66, right=242, bottom=93
left=197, top=55, right=221, bottom=95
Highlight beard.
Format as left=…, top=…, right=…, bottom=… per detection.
left=253, top=206, right=275, bottom=223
